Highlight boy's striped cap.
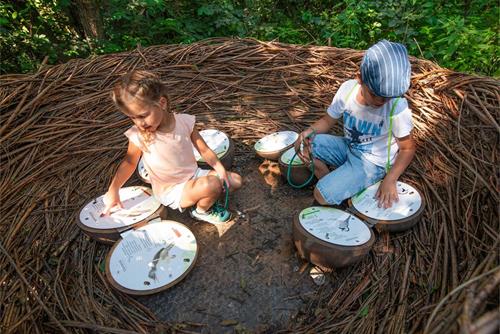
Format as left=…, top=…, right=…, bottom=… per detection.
left=361, top=40, right=411, bottom=98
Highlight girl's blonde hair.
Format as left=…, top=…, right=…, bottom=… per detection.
left=111, top=70, right=171, bottom=146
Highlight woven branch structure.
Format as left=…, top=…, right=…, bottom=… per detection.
left=0, top=38, right=499, bottom=333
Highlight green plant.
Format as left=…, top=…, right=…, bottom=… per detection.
left=1, top=0, right=498, bottom=76
left=0, top=1, right=90, bottom=74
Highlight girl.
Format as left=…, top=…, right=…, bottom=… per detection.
left=103, top=70, right=242, bottom=224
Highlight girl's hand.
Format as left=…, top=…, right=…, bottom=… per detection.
left=102, top=190, right=123, bottom=216
left=375, top=178, right=399, bottom=209
left=215, top=167, right=231, bottom=192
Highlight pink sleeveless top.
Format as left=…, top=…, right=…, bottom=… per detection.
left=125, top=113, right=198, bottom=196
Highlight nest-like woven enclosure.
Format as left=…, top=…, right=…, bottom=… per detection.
left=1, top=38, right=499, bottom=333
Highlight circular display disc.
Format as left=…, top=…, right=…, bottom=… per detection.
left=107, top=220, right=198, bottom=295
left=137, top=158, right=150, bottom=183
left=193, top=129, right=230, bottom=162
left=79, top=186, right=161, bottom=230
left=280, top=147, right=305, bottom=166
left=254, top=131, right=298, bottom=153
left=298, top=206, right=371, bottom=246
left=351, top=181, right=423, bottom=221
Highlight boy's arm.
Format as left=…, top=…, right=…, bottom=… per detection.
left=376, top=133, right=416, bottom=208
left=103, top=141, right=142, bottom=214
left=302, top=114, right=337, bottom=137
left=295, top=114, right=337, bottom=162
left=191, top=128, right=229, bottom=188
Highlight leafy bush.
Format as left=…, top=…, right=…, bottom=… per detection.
left=0, top=1, right=90, bottom=73
left=1, top=0, right=498, bottom=76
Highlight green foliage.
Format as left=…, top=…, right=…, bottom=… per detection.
left=1, top=0, right=498, bottom=76
left=0, top=1, right=90, bottom=73
left=298, top=0, right=499, bottom=76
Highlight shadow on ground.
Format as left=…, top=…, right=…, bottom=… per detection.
left=140, top=151, right=320, bottom=332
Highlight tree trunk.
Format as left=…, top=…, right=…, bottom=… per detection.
left=70, top=0, right=104, bottom=40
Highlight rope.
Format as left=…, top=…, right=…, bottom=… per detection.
left=286, top=130, right=316, bottom=188
left=212, top=179, right=230, bottom=214
left=220, top=181, right=229, bottom=209
left=385, top=97, right=400, bottom=172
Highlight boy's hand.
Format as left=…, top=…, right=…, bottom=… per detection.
left=103, top=190, right=124, bottom=216
left=295, top=129, right=315, bottom=163
left=375, top=178, right=399, bottom=209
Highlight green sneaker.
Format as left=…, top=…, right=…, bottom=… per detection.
left=189, top=203, right=231, bottom=224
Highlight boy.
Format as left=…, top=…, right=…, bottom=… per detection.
left=296, top=40, right=416, bottom=209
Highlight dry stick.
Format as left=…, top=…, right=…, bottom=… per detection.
left=461, top=287, right=475, bottom=333
left=4, top=193, right=47, bottom=250
left=94, top=269, right=153, bottom=329
left=469, top=309, right=500, bottom=334
left=399, top=255, right=412, bottom=304
left=431, top=136, right=497, bottom=199
left=56, top=321, right=139, bottom=334
left=0, top=82, right=34, bottom=136
left=469, top=85, right=500, bottom=133
left=428, top=310, right=463, bottom=334
left=0, top=82, right=30, bottom=109
left=0, top=242, right=69, bottom=334
left=97, top=56, right=130, bottom=91
left=440, top=214, right=451, bottom=299
left=463, top=98, right=498, bottom=130
left=470, top=267, right=500, bottom=312
left=424, top=266, right=500, bottom=334
left=447, top=189, right=459, bottom=290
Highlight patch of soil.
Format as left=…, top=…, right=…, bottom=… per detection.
left=140, top=151, right=320, bottom=332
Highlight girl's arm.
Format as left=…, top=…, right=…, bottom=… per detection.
left=375, top=133, right=416, bottom=208
left=191, top=128, right=229, bottom=188
left=103, top=141, right=142, bottom=214
left=295, top=114, right=337, bottom=162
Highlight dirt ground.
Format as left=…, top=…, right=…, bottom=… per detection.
left=140, top=147, right=322, bottom=333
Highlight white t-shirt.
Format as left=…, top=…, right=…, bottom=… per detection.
left=327, top=79, right=413, bottom=167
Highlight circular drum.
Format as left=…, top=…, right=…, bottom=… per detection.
left=77, top=186, right=166, bottom=244
left=254, top=131, right=299, bottom=161
left=293, top=206, right=374, bottom=269
left=278, top=147, right=314, bottom=187
left=348, top=181, right=425, bottom=233
left=106, top=220, right=198, bottom=295
left=137, top=158, right=150, bottom=184
left=194, top=129, right=235, bottom=170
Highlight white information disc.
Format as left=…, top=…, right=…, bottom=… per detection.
left=351, top=181, right=423, bottom=221
left=138, top=158, right=150, bottom=183
left=193, top=129, right=230, bottom=162
left=280, top=147, right=304, bottom=166
left=79, top=186, right=161, bottom=230
left=254, top=131, right=298, bottom=153
left=108, top=220, right=197, bottom=292
left=298, top=206, right=371, bottom=246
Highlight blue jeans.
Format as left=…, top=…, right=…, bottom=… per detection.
left=311, top=134, right=386, bottom=204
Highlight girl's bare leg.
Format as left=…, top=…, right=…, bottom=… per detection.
left=179, top=172, right=242, bottom=211
left=207, top=170, right=243, bottom=191
left=179, top=175, right=222, bottom=211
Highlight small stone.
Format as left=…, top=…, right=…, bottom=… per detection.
left=310, top=266, right=326, bottom=286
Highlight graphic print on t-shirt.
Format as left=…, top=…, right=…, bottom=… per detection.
left=343, top=111, right=384, bottom=153
left=327, top=80, right=413, bottom=167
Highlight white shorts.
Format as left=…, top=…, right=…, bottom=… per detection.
left=157, top=168, right=211, bottom=212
